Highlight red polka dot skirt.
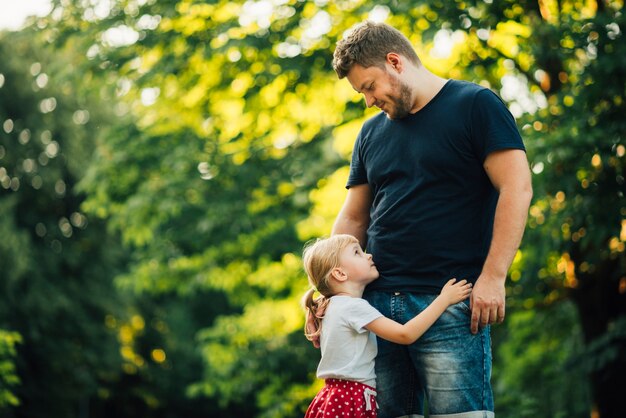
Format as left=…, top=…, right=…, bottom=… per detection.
left=305, top=378, right=377, bottom=418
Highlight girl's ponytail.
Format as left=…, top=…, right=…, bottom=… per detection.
left=301, top=288, right=330, bottom=348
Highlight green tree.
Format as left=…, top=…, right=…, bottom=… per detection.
left=1, top=22, right=240, bottom=418
left=0, top=27, right=131, bottom=418
left=524, top=18, right=626, bottom=414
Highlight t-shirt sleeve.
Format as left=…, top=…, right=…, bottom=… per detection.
left=470, top=88, right=525, bottom=162
left=346, top=130, right=368, bottom=189
left=345, top=298, right=383, bottom=333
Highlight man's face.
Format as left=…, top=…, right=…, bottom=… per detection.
left=346, top=63, right=413, bottom=119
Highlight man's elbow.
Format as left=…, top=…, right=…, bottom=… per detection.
left=522, top=180, right=533, bottom=205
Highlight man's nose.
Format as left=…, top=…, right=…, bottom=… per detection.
left=364, top=93, right=376, bottom=108
left=367, top=253, right=373, bottom=260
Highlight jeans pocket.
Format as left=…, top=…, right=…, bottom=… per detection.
left=455, top=300, right=472, bottom=315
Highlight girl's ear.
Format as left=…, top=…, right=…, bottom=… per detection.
left=330, top=267, right=348, bottom=282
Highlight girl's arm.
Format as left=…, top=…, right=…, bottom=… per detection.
left=364, top=279, right=471, bottom=345
left=365, top=296, right=449, bottom=344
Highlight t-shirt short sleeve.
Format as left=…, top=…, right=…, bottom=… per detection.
left=345, top=298, right=383, bottom=333
left=470, top=88, right=525, bottom=162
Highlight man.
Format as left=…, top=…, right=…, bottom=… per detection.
left=331, top=21, right=533, bottom=418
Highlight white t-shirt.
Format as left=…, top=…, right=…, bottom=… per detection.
left=316, top=296, right=383, bottom=388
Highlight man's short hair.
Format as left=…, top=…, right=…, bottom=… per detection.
left=332, top=21, right=420, bottom=79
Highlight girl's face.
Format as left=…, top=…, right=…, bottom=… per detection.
left=338, top=242, right=379, bottom=284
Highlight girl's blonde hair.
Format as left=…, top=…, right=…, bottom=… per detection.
left=301, top=234, right=359, bottom=347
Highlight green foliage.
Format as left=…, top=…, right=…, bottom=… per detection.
left=522, top=6, right=626, bottom=287
left=0, top=27, right=128, bottom=417
left=0, top=26, right=227, bottom=417
left=493, top=303, right=591, bottom=418
left=0, top=330, right=21, bottom=409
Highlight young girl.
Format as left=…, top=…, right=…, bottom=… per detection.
left=301, top=234, right=472, bottom=418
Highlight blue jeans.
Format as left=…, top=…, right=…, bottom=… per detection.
left=364, top=291, right=494, bottom=418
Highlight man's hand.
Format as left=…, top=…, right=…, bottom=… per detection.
left=469, top=275, right=506, bottom=334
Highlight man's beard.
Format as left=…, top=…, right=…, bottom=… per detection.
left=385, top=74, right=413, bottom=119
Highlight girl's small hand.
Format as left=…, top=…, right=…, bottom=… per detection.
left=440, top=278, right=473, bottom=305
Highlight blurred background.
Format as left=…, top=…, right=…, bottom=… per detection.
left=0, top=1, right=624, bottom=417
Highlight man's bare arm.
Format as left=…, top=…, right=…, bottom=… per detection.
left=331, top=183, right=373, bottom=248
left=470, top=149, right=533, bottom=334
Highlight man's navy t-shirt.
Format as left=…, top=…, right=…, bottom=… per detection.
left=347, top=79, right=525, bottom=294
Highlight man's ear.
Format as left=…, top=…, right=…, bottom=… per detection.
left=386, top=52, right=403, bottom=72
left=330, top=267, right=348, bottom=282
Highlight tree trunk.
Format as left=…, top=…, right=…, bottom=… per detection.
left=570, top=256, right=626, bottom=418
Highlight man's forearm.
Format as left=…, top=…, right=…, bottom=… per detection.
left=331, top=184, right=373, bottom=248
left=332, top=216, right=368, bottom=248
left=481, top=187, right=532, bottom=280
